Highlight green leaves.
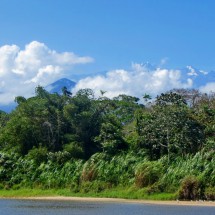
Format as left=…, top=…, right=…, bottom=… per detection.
left=0, top=88, right=214, bottom=198
left=156, top=92, right=187, bottom=106
left=95, top=114, right=127, bottom=155
left=136, top=92, right=205, bottom=160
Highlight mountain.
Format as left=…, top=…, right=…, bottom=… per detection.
left=0, top=102, right=16, bottom=113
left=0, top=78, right=76, bottom=113
left=142, top=62, right=156, bottom=71
left=45, top=78, right=76, bottom=94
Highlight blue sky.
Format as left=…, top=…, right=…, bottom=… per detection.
left=0, top=0, right=215, bottom=105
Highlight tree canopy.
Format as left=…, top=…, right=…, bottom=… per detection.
left=0, top=87, right=214, bottom=200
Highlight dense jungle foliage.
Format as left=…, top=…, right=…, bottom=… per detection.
left=0, top=87, right=214, bottom=200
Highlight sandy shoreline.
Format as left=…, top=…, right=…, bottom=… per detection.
left=2, top=196, right=215, bottom=207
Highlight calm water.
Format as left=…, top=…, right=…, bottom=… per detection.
left=0, top=199, right=214, bottom=215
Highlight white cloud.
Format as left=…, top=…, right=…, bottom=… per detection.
left=0, top=41, right=212, bottom=107
left=73, top=63, right=193, bottom=99
left=0, top=44, right=19, bottom=77
left=186, top=66, right=198, bottom=76
left=200, top=82, right=215, bottom=94
left=0, top=41, right=94, bottom=105
left=25, top=65, right=62, bottom=85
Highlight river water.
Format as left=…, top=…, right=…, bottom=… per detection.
left=0, top=199, right=214, bottom=215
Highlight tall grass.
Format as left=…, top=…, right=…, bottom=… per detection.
left=0, top=149, right=214, bottom=200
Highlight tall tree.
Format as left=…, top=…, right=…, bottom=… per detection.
left=136, top=92, right=205, bottom=161
left=95, top=114, right=127, bottom=155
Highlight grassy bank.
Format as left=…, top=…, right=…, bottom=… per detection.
left=0, top=187, right=177, bottom=200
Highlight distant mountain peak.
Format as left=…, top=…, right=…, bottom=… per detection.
left=131, top=62, right=156, bottom=72
left=45, top=78, right=76, bottom=94
left=142, top=62, right=156, bottom=71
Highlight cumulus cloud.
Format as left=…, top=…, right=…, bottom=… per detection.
left=200, top=82, right=215, bottom=94
left=0, top=41, right=93, bottom=105
left=1, top=41, right=213, bottom=107
left=72, top=63, right=193, bottom=99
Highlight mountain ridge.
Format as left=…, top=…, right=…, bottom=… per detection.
left=45, top=78, right=76, bottom=94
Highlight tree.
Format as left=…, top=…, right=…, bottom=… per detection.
left=14, top=96, right=26, bottom=105
left=170, top=88, right=202, bottom=108
left=136, top=92, right=205, bottom=161
left=143, top=93, right=152, bottom=103
left=63, top=89, right=103, bottom=159
left=156, top=92, right=187, bottom=106
left=191, top=92, right=215, bottom=145
left=112, top=94, right=141, bottom=125
left=0, top=87, right=69, bottom=155
left=95, top=114, right=127, bottom=155
left=62, top=86, right=72, bottom=97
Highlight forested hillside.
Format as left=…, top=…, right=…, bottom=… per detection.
left=0, top=86, right=214, bottom=200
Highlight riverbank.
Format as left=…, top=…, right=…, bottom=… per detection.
left=0, top=189, right=214, bottom=207
left=0, top=187, right=176, bottom=200
left=20, top=196, right=215, bottom=207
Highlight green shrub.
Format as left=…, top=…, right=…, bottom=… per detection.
left=26, top=146, right=48, bottom=165
left=135, top=161, right=163, bottom=188
left=47, top=151, right=71, bottom=164
left=205, top=187, right=215, bottom=200
left=178, top=175, right=202, bottom=200
left=70, top=182, right=80, bottom=193
left=0, top=183, right=4, bottom=190
left=63, top=142, right=84, bottom=159
left=4, top=184, right=10, bottom=190
left=12, top=184, right=21, bottom=190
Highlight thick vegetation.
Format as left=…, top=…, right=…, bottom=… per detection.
left=0, top=87, right=214, bottom=200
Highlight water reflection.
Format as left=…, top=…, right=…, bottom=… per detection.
left=0, top=199, right=214, bottom=215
